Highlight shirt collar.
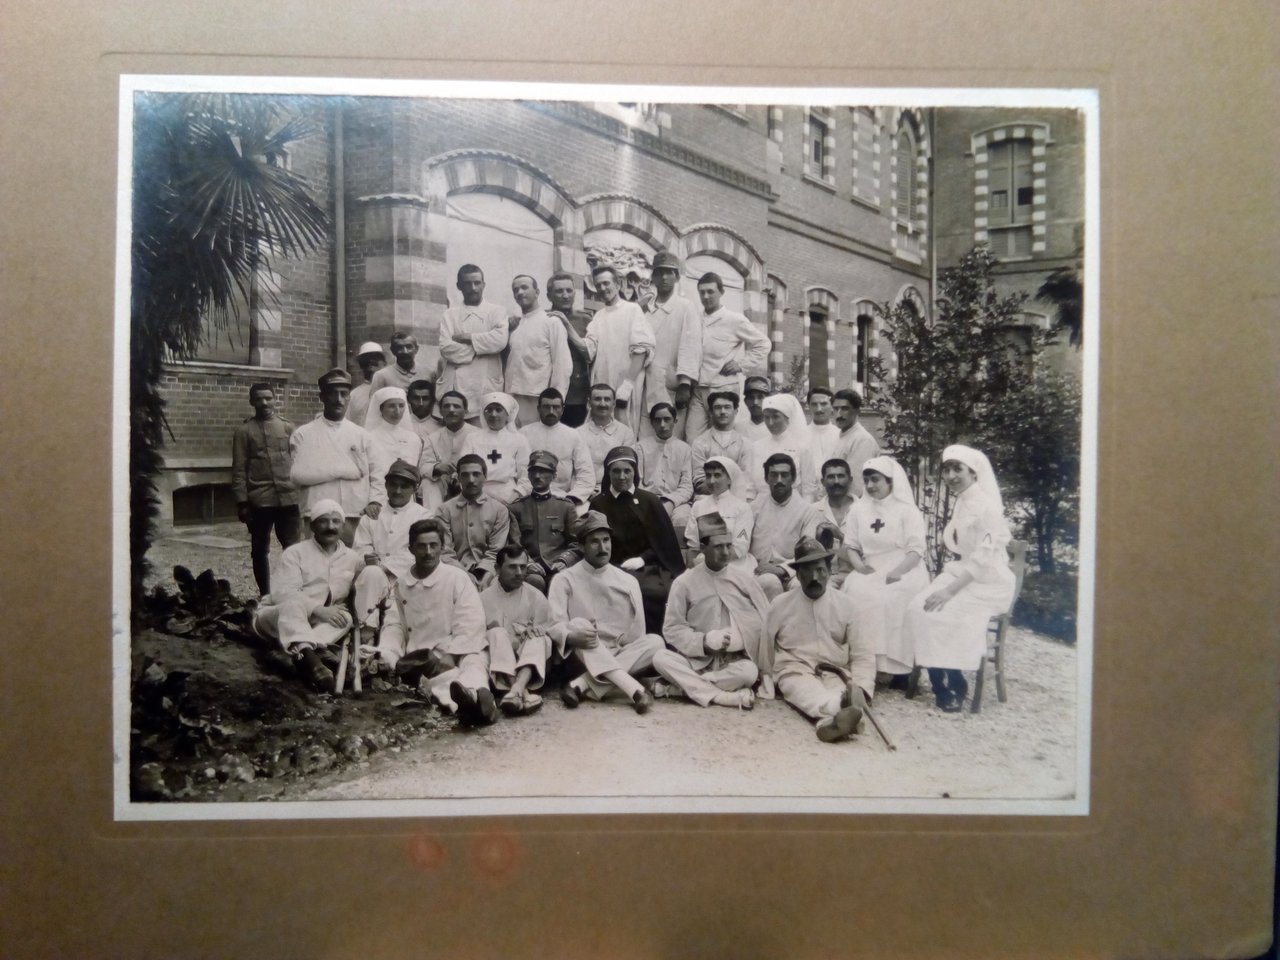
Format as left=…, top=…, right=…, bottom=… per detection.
left=405, top=563, right=445, bottom=587
left=612, top=485, right=637, bottom=498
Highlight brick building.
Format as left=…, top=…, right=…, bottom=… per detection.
left=154, top=97, right=1083, bottom=523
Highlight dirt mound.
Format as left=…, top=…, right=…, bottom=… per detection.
left=130, top=569, right=451, bottom=803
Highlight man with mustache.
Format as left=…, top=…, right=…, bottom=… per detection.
left=438, top=264, right=510, bottom=421
left=518, top=388, right=595, bottom=512
left=547, top=511, right=662, bottom=714
left=250, top=499, right=364, bottom=690
left=766, top=535, right=876, bottom=743
left=504, top=274, right=572, bottom=428
left=749, top=453, right=823, bottom=600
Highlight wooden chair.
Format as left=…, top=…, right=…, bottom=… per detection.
left=970, top=540, right=1029, bottom=713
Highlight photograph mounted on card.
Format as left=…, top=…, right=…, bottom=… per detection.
left=113, top=75, right=1098, bottom=821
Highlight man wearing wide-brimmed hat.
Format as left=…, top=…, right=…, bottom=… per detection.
left=546, top=511, right=663, bottom=714
left=765, top=534, right=876, bottom=743
left=653, top=513, right=773, bottom=709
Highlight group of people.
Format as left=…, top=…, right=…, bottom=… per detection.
left=230, top=254, right=1017, bottom=738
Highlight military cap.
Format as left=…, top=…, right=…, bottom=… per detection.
left=575, top=511, right=611, bottom=541
left=384, top=458, right=421, bottom=485
left=318, top=367, right=354, bottom=390
left=743, top=375, right=772, bottom=396
left=528, top=450, right=559, bottom=472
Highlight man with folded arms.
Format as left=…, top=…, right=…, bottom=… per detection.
left=506, top=450, right=582, bottom=593
left=653, top=514, right=773, bottom=709
left=376, top=517, right=498, bottom=727
left=251, top=499, right=363, bottom=690
left=548, top=512, right=661, bottom=714
left=438, top=264, right=510, bottom=420
left=766, top=535, right=875, bottom=743
left=518, top=388, right=595, bottom=512
left=479, top=544, right=554, bottom=717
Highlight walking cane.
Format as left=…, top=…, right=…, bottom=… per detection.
left=861, top=696, right=897, bottom=751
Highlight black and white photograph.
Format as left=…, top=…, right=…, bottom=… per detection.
left=114, top=78, right=1097, bottom=819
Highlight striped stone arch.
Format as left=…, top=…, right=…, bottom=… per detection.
left=680, top=223, right=767, bottom=324
left=421, top=149, right=588, bottom=278
left=803, top=287, right=840, bottom=391
left=579, top=194, right=681, bottom=254
left=895, top=284, right=929, bottom=318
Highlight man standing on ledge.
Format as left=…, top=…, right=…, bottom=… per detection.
left=369, top=332, right=428, bottom=396
left=546, top=271, right=595, bottom=428
left=561, top=263, right=656, bottom=435
left=288, top=368, right=383, bottom=546
left=438, top=264, right=510, bottom=421
left=505, top=274, right=572, bottom=427
left=767, top=535, right=876, bottom=743
left=639, top=250, right=701, bottom=440
left=548, top=512, right=661, bottom=715
left=686, top=272, right=770, bottom=442
left=231, top=382, right=301, bottom=596
left=829, top=387, right=881, bottom=497
left=589, top=445, right=686, bottom=633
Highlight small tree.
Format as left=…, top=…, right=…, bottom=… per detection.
left=868, top=246, right=1030, bottom=570
left=130, top=93, right=330, bottom=622
left=1037, top=260, right=1083, bottom=349
left=980, top=365, right=1082, bottom=573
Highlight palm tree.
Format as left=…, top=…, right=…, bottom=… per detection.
left=130, top=92, right=331, bottom=622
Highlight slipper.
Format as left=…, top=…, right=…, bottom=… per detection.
left=559, top=681, right=581, bottom=709
left=520, top=691, right=544, bottom=714
left=500, top=692, right=524, bottom=717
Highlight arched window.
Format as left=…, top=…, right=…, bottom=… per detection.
left=808, top=308, right=830, bottom=389
left=896, top=127, right=916, bottom=223
left=972, top=123, right=1051, bottom=260
left=856, top=314, right=873, bottom=386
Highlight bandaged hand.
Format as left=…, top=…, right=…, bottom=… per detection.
left=615, top=381, right=634, bottom=405
left=703, top=629, right=730, bottom=653
left=620, top=556, right=644, bottom=572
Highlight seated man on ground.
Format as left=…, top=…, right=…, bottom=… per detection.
left=749, top=453, right=824, bottom=600
left=547, top=512, right=663, bottom=715
left=251, top=499, right=364, bottom=690
left=435, top=453, right=511, bottom=589
left=766, top=535, right=876, bottom=743
left=589, top=445, right=687, bottom=633
left=350, top=459, right=434, bottom=649
left=479, top=544, right=555, bottom=717
left=653, top=514, right=773, bottom=709
left=507, top=450, right=582, bottom=593
left=375, top=518, right=498, bottom=727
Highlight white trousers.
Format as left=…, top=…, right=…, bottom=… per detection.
left=423, top=651, right=491, bottom=713
left=486, top=627, right=550, bottom=690
left=575, top=633, right=663, bottom=700
left=253, top=597, right=349, bottom=653
left=651, top=649, right=758, bottom=706
left=777, top=671, right=846, bottom=720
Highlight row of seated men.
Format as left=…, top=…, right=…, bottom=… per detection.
left=252, top=497, right=873, bottom=745
left=232, top=364, right=879, bottom=604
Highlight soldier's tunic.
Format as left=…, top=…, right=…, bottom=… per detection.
left=506, top=492, right=582, bottom=592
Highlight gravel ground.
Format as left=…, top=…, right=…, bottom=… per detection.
left=140, top=522, right=1080, bottom=805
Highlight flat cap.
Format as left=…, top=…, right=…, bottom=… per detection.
left=384, top=458, right=421, bottom=485
left=528, top=450, right=559, bottom=472
left=575, top=511, right=611, bottom=541
left=318, top=367, right=354, bottom=390
left=743, top=375, right=772, bottom=395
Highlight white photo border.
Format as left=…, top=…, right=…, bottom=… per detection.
left=113, top=75, right=1099, bottom=822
